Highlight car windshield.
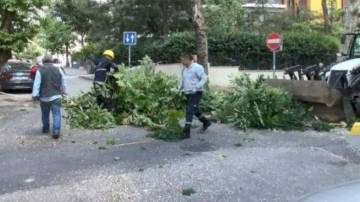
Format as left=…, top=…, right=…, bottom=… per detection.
left=6, top=62, right=31, bottom=71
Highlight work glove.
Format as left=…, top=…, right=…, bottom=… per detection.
left=190, top=88, right=197, bottom=94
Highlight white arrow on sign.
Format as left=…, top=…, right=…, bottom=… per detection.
left=130, top=34, right=135, bottom=42
left=126, top=34, right=130, bottom=42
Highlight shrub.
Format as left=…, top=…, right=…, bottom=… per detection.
left=148, top=110, right=184, bottom=141
left=213, top=74, right=310, bottom=130
left=76, top=30, right=339, bottom=69
left=64, top=57, right=313, bottom=133
left=207, top=30, right=339, bottom=68
left=108, top=56, right=187, bottom=128
left=64, top=56, right=187, bottom=131
left=143, top=30, right=339, bottom=69
left=63, top=92, right=116, bottom=129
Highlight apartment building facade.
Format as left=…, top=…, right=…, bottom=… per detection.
left=244, top=0, right=348, bottom=13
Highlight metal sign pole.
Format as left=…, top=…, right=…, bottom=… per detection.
left=128, top=46, right=131, bottom=68
left=273, top=50, right=276, bottom=78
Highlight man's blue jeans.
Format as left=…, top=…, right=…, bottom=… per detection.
left=40, top=98, right=61, bottom=133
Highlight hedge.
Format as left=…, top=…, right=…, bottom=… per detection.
left=74, top=31, right=339, bottom=69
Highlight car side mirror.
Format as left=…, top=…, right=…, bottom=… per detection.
left=340, top=35, right=346, bottom=44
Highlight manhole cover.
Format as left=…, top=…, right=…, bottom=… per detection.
left=180, top=141, right=218, bottom=152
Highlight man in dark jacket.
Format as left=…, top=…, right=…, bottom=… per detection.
left=93, top=50, right=119, bottom=112
left=32, top=55, right=66, bottom=139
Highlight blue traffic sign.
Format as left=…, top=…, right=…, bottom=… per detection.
left=123, top=31, right=137, bottom=46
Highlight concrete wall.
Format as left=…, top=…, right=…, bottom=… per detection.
left=154, top=64, right=288, bottom=87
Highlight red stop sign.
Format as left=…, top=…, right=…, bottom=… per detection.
left=266, top=33, right=282, bottom=51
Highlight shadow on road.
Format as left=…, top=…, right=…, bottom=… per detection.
left=1, top=89, right=31, bottom=95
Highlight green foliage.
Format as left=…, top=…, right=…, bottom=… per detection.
left=213, top=75, right=309, bottom=130
left=182, top=188, right=196, bottom=196
left=54, top=0, right=98, bottom=39
left=107, top=32, right=196, bottom=65
left=109, top=56, right=186, bottom=127
left=200, top=90, right=227, bottom=114
left=63, top=92, right=116, bottom=129
left=147, top=32, right=196, bottom=64
left=77, top=30, right=338, bottom=68
left=64, top=57, right=187, bottom=132
left=106, top=137, right=116, bottom=145
left=0, top=0, right=50, bottom=65
left=54, top=0, right=192, bottom=45
left=64, top=57, right=318, bottom=133
left=15, top=40, right=43, bottom=59
left=207, top=30, right=339, bottom=68
left=251, top=10, right=323, bottom=34
left=312, top=122, right=335, bottom=132
left=40, top=16, right=76, bottom=54
left=203, top=0, right=245, bottom=32
left=71, top=43, right=98, bottom=61
left=149, top=110, right=184, bottom=141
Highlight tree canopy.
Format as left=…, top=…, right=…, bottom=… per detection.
left=0, top=0, right=50, bottom=66
left=2, top=0, right=360, bottom=66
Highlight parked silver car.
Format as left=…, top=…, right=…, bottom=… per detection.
left=0, top=60, right=34, bottom=91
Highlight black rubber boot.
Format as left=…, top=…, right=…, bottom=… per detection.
left=52, top=131, right=60, bottom=139
left=182, top=124, right=191, bottom=139
left=199, top=116, right=211, bottom=133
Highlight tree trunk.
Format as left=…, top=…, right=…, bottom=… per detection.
left=341, top=0, right=360, bottom=53
left=0, top=49, right=12, bottom=68
left=190, top=0, right=209, bottom=75
left=322, top=0, right=332, bottom=34
left=162, top=0, right=169, bottom=37
left=290, top=0, right=296, bottom=17
left=65, top=42, right=70, bottom=67
left=80, top=34, right=85, bottom=48
left=0, top=10, right=15, bottom=67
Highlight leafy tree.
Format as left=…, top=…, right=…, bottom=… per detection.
left=41, top=16, right=76, bottom=66
left=203, top=0, right=245, bottom=32
left=105, top=0, right=192, bottom=38
left=0, top=0, right=50, bottom=67
left=54, top=0, right=99, bottom=46
left=15, top=38, right=43, bottom=60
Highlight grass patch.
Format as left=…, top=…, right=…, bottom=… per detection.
left=312, top=122, right=335, bottom=132
left=243, top=137, right=255, bottom=143
left=106, top=137, right=116, bottom=145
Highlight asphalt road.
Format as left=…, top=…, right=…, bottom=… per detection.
left=0, top=68, right=360, bottom=201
